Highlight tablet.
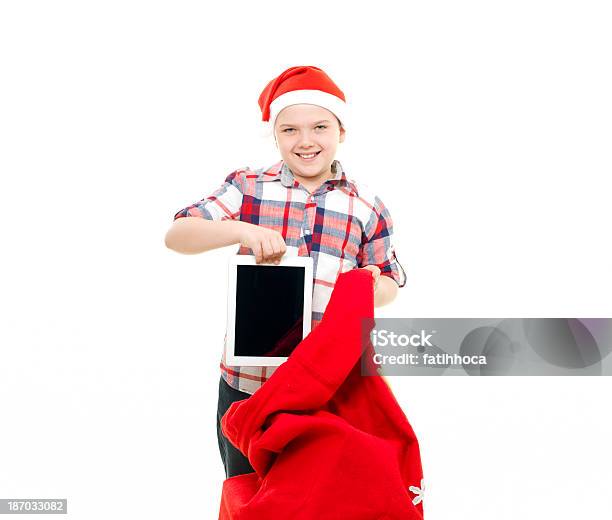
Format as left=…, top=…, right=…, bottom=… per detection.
left=225, top=255, right=313, bottom=367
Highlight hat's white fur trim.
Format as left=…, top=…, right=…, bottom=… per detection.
left=268, top=89, right=347, bottom=131
left=258, top=121, right=275, bottom=139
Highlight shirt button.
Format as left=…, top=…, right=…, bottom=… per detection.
left=304, top=228, right=311, bottom=235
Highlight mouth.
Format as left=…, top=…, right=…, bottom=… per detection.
left=295, top=151, right=321, bottom=162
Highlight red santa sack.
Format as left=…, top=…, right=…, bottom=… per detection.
left=219, top=268, right=425, bottom=519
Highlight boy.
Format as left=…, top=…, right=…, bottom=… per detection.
left=165, top=65, right=406, bottom=479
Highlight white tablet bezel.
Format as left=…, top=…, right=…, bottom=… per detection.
left=225, top=255, right=313, bottom=367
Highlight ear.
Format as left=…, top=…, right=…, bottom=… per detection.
left=339, top=126, right=346, bottom=143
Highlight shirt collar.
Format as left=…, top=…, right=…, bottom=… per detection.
left=257, top=159, right=357, bottom=195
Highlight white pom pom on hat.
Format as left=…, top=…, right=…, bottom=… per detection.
left=257, top=65, right=347, bottom=138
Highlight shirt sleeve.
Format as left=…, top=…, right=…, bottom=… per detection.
left=358, top=196, right=406, bottom=288
left=173, top=169, right=245, bottom=221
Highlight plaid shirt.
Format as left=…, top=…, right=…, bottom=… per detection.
left=173, top=159, right=406, bottom=395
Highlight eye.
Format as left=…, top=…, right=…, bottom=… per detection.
left=282, top=128, right=295, bottom=133
left=316, top=125, right=327, bottom=130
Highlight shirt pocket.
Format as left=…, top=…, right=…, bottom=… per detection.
left=315, top=212, right=362, bottom=262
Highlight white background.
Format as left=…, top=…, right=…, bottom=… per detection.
left=1, top=1, right=611, bottom=518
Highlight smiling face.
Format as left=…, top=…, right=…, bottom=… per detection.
left=273, top=104, right=346, bottom=191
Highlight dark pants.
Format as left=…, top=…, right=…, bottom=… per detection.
left=216, top=376, right=256, bottom=478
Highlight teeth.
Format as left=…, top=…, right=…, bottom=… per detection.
left=299, top=153, right=317, bottom=159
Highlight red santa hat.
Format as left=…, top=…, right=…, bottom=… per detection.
left=258, top=65, right=347, bottom=137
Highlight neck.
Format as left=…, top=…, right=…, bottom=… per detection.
left=294, top=168, right=333, bottom=194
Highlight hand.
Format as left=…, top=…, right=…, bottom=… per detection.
left=238, top=222, right=287, bottom=264
left=361, top=265, right=381, bottom=292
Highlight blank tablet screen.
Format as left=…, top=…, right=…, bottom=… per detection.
left=234, top=265, right=305, bottom=358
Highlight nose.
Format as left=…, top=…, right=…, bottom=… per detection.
left=297, top=130, right=316, bottom=149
